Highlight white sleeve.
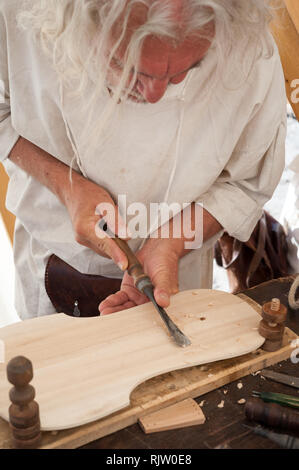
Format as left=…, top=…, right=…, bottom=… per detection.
left=0, top=9, right=19, bottom=162
left=200, top=46, right=287, bottom=242
left=200, top=116, right=286, bottom=242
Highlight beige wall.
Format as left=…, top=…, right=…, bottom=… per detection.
left=0, top=163, right=15, bottom=244
left=271, top=1, right=299, bottom=120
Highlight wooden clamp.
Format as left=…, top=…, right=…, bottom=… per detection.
left=6, top=356, right=41, bottom=449
left=258, top=299, right=287, bottom=352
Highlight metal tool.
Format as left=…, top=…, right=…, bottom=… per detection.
left=261, top=369, right=299, bottom=389
left=98, top=219, right=191, bottom=348
left=245, top=397, right=299, bottom=434
left=252, top=390, right=299, bottom=409
left=243, top=424, right=299, bottom=449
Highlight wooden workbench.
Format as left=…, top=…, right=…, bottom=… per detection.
left=0, top=276, right=297, bottom=449
left=80, top=275, right=299, bottom=450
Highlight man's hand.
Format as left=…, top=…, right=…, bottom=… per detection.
left=63, top=174, right=129, bottom=269
left=99, top=205, right=223, bottom=315
left=99, top=237, right=183, bottom=315
left=9, top=137, right=129, bottom=270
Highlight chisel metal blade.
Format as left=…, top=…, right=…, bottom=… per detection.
left=261, top=370, right=299, bottom=389
left=143, top=285, right=191, bottom=348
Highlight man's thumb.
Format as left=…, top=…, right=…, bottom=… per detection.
left=153, top=269, right=179, bottom=308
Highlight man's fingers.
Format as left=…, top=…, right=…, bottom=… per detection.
left=99, top=291, right=129, bottom=311
left=101, top=301, right=136, bottom=316
left=121, top=283, right=149, bottom=305
left=88, top=220, right=129, bottom=270
left=95, top=202, right=130, bottom=240
left=151, top=265, right=179, bottom=308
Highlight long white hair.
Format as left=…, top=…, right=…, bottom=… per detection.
left=18, top=0, right=276, bottom=149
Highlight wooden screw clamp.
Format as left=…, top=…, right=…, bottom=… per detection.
left=6, top=356, right=41, bottom=449
left=258, top=298, right=287, bottom=352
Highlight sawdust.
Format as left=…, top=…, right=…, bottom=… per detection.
left=237, top=382, right=243, bottom=389
left=183, top=314, right=194, bottom=319
left=199, top=400, right=205, bottom=407
left=223, top=389, right=228, bottom=395
left=168, top=384, right=177, bottom=391
left=218, top=400, right=225, bottom=408
left=238, top=399, right=246, bottom=405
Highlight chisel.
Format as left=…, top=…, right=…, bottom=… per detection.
left=260, top=369, right=299, bottom=389
left=98, top=219, right=191, bottom=348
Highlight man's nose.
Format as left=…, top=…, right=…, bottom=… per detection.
left=137, top=76, right=169, bottom=103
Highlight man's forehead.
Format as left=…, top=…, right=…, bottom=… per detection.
left=111, top=2, right=213, bottom=78
left=112, top=1, right=201, bottom=53
left=138, top=35, right=204, bottom=77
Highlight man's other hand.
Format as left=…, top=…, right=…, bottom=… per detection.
left=99, top=238, right=183, bottom=315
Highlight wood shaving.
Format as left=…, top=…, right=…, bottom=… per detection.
left=223, top=389, right=228, bottom=395
left=199, top=400, right=205, bottom=407
left=168, top=384, right=177, bottom=391
left=237, top=382, right=243, bottom=389
left=218, top=400, right=225, bottom=408
left=238, top=399, right=246, bottom=405
left=251, top=370, right=261, bottom=376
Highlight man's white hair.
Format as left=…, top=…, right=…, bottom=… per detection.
left=18, top=0, right=275, bottom=150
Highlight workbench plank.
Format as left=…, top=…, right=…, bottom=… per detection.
left=0, top=289, right=265, bottom=432
left=0, top=289, right=297, bottom=449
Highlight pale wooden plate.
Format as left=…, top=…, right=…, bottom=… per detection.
left=0, top=289, right=264, bottom=430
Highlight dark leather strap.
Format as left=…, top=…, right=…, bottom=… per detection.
left=45, top=254, right=122, bottom=317
left=214, top=211, right=289, bottom=294
left=246, top=212, right=273, bottom=288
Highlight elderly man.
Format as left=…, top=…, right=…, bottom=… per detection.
left=0, top=0, right=286, bottom=320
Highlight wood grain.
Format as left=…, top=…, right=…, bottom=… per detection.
left=0, top=164, right=15, bottom=244
left=0, top=289, right=265, bottom=431
left=138, top=398, right=205, bottom=433
left=270, top=2, right=299, bottom=120
left=0, top=327, right=296, bottom=449
left=284, top=0, right=299, bottom=34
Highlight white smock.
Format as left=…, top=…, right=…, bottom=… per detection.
left=0, top=0, right=287, bottom=319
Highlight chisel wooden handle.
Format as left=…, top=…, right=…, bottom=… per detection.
left=112, top=236, right=149, bottom=288
left=245, top=398, right=299, bottom=433
left=98, top=218, right=152, bottom=292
